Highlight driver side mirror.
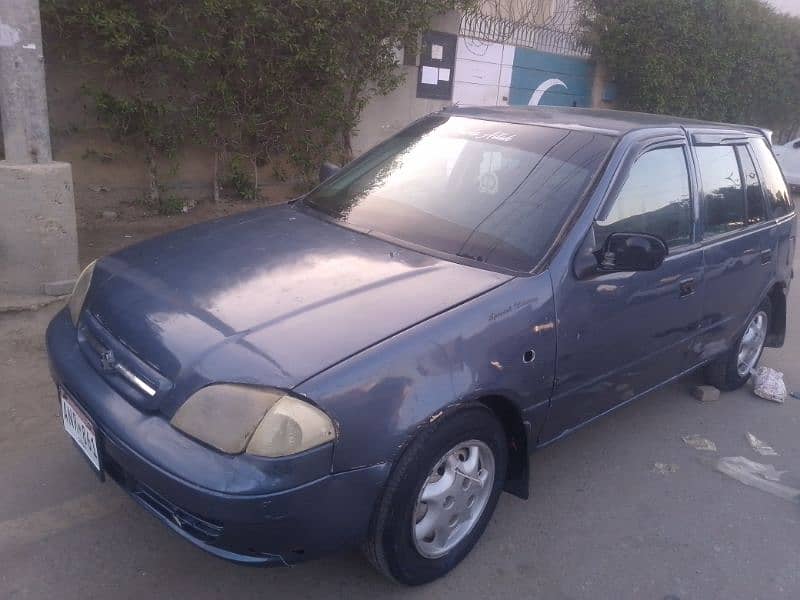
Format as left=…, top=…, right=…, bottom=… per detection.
left=593, top=232, right=668, bottom=272
left=319, top=161, right=341, bottom=183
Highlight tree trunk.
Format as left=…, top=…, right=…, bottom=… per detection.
left=341, top=128, right=353, bottom=163
left=212, top=151, right=220, bottom=203
left=251, top=157, right=259, bottom=201
left=341, top=77, right=363, bottom=163
left=145, top=145, right=160, bottom=206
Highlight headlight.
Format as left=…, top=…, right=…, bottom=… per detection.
left=68, top=260, right=97, bottom=325
left=171, top=385, right=335, bottom=457
left=246, top=395, right=336, bottom=457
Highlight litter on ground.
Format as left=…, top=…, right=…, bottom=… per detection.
left=682, top=434, right=717, bottom=452
left=715, top=456, right=799, bottom=503
left=752, top=366, right=787, bottom=403
left=746, top=432, right=779, bottom=456
left=652, top=462, right=679, bottom=474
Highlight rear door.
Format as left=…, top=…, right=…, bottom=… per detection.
left=689, top=135, right=773, bottom=361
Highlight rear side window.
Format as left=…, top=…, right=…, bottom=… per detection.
left=596, top=146, right=692, bottom=250
left=736, top=146, right=766, bottom=225
left=696, top=145, right=745, bottom=236
left=751, top=138, right=794, bottom=217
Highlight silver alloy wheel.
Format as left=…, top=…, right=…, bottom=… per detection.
left=411, top=440, right=495, bottom=559
left=737, top=310, right=768, bottom=377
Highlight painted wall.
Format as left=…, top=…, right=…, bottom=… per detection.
left=452, top=37, right=594, bottom=108
left=451, top=39, right=512, bottom=106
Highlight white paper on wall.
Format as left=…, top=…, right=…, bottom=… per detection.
left=421, top=66, right=438, bottom=85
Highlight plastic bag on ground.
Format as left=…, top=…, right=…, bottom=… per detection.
left=752, top=366, right=787, bottom=403
left=682, top=434, right=717, bottom=452
left=746, top=432, right=779, bottom=456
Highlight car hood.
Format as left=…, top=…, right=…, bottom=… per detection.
left=86, top=203, right=511, bottom=396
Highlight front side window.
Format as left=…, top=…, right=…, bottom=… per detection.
left=751, top=138, right=794, bottom=217
left=304, top=116, right=615, bottom=271
left=696, top=145, right=745, bottom=236
left=595, top=146, right=692, bottom=250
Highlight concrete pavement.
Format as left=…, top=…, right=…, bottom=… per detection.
left=2, top=252, right=800, bottom=600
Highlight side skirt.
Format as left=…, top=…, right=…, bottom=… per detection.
left=534, top=359, right=711, bottom=450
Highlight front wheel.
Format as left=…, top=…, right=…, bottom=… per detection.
left=705, top=297, right=771, bottom=391
left=364, top=406, right=507, bottom=585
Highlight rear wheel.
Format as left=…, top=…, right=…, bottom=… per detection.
left=364, top=406, right=507, bottom=585
left=705, top=297, right=771, bottom=391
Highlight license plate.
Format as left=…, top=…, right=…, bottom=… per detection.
left=60, top=387, right=101, bottom=471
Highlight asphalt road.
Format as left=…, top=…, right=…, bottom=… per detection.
left=3, top=252, right=800, bottom=600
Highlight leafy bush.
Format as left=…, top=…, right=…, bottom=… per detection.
left=580, top=0, right=800, bottom=133
left=42, top=0, right=471, bottom=205
left=224, top=159, right=259, bottom=202
left=155, top=193, right=185, bottom=216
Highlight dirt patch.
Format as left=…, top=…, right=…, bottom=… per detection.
left=0, top=304, right=63, bottom=454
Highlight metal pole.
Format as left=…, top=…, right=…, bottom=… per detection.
left=0, top=0, right=52, bottom=163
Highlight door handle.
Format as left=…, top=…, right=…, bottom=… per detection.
left=679, top=277, right=695, bottom=298
left=761, top=249, right=773, bottom=265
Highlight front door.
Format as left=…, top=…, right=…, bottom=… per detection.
left=543, top=141, right=704, bottom=441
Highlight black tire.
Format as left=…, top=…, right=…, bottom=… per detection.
left=364, top=405, right=507, bottom=585
left=705, top=296, right=771, bottom=391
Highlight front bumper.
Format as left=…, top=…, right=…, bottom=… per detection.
left=46, top=308, right=390, bottom=564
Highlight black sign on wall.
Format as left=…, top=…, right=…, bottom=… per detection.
left=416, top=31, right=457, bottom=100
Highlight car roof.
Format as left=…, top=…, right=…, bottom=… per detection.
left=445, top=105, right=767, bottom=139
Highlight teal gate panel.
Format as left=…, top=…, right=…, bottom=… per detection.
left=508, top=48, right=594, bottom=107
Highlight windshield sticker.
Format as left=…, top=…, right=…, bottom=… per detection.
left=468, top=131, right=517, bottom=143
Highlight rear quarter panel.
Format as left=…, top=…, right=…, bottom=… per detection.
left=772, top=213, right=797, bottom=287
left=295, top=273, right=557, bottom=472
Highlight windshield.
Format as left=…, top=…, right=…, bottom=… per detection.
left=305, top=115, right=615, bottom=271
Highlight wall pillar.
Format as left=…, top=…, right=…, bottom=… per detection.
left=0, top=0, right=78, bottom=297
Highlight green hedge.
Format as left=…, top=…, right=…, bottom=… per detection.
left=42, top=0, right=469, bottom=208
left=581, top=0, right=800, bottom=136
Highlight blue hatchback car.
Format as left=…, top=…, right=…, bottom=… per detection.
left=47, top=107, right=795, bottom=584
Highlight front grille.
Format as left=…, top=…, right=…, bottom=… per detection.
left=83, top=327, right=157, bottom=397
left=76, top=312, right=170, bottom=411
